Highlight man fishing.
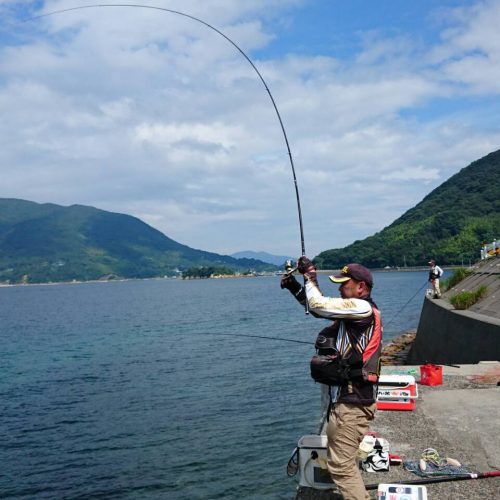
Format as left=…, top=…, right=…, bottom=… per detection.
left=281, top=258, right=382, bottom=500
left=428, top=260, right=443, bottom=298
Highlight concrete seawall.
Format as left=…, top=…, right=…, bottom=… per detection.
left=408, top=257, right=500, bottom=365
left=407, top=296, right=500, bottom=364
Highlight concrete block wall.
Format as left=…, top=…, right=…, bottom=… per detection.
left=408, top=256, right=500, bottom=364
left=407, top=296, right=500, bottom=364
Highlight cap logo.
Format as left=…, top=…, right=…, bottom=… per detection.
left=341, top=265, right=349, bottom=274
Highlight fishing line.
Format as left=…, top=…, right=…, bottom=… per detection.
left=383, top=280, right=428, bottom=330
left=198, top=331, right=313, bottom=346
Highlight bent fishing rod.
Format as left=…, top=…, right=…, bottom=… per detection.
left=21, top=3, right=310, bottom=313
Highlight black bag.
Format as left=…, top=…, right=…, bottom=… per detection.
left=310, top=350, right=352, bottom=385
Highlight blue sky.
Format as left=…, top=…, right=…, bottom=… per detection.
left=1, top=0, right=499, bottom=259
left=261, top=1, right=458, bottom=57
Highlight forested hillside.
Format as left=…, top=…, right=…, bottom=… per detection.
left=0, top=199, right=275, bottom=283
left=315, top=150, right=500, bottom=268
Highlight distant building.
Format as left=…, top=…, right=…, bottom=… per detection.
left=481, top=240, right=499, bottom=259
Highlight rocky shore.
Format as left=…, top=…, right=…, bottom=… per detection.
left=381, top=330, right=417, bottom=365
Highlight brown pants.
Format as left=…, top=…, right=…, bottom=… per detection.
left=326, top=402, right=376, bottom=500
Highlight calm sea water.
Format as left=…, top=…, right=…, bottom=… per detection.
left=0, top=272, right=427, bottom=499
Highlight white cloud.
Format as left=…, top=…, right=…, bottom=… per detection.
left=0, top=1, right=499, bottom=257
left=428, top=0, right=500, bottom=93
left=381, top=166, right=440, bottom=182
left=134, top=122, right=245, bottom=151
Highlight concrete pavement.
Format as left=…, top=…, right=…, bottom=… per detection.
left=295, top=362, right=500, bottom=499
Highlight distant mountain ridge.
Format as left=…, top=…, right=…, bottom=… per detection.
left=230, top=250, right=293, bottom=266
left=0, top=199, right=276, bottom=283
left=315, top=150, right=500, bottom=268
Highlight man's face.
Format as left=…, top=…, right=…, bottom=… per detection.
left=339, top=278, right=361, bottom=298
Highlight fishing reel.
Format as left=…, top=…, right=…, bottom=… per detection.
left=284, top=259, right=298, bottom=275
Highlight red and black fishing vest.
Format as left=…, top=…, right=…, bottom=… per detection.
left=311, top=297, right=382, bottom=405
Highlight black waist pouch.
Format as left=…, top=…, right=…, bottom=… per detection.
left=310, top=351, right=351, bottom=385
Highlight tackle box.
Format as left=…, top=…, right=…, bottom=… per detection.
left=376, top=374, right=418, bottom=411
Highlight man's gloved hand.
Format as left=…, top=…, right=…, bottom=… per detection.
left=297, top=256, right=318, bottom=285
left=297, top=256, right=315, bottom=273
left=280, top=273, right=301, bottom=294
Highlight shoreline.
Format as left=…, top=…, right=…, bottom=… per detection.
left=0, top=273, right=278, bottom=288
left=381, top=330, right=417, bottom=365
left=1, top=264, right=467, bottom=288
left=0, top=276, right=175, bottom=288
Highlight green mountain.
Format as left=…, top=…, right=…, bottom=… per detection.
left=0, top=199, right=276, bottom=283
left=315, top=150, right=500, bottom=269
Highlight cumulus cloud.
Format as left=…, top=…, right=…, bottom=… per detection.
left=0, top=0, right=499, bottom=256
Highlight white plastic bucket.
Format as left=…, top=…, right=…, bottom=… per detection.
left=297, top=434, right=333, bottom=490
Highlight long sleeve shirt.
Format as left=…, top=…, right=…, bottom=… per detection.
left=303, top=279, right=382, bottom=405
left=305, top=280, right=373, bottom=320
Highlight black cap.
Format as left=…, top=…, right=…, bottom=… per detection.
left=329, top=263, right=373, bottom=288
